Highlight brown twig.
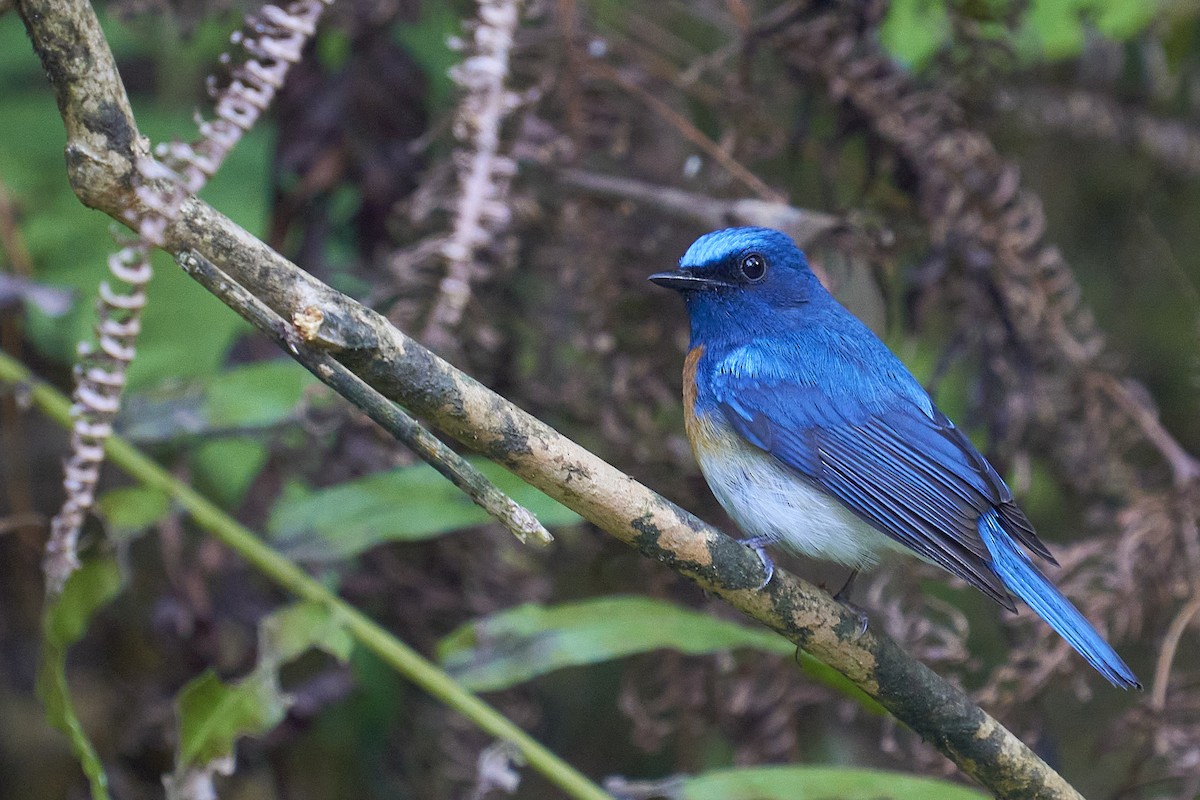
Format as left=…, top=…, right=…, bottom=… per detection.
left=557, top=167, right=841, bottom=246
left=994, top=87, right=1200, bottom=179
left=0, top=512, right=45, bottom=535
left=1094, top=374, right=1200, bottom=488
left=1150, top=591, right=1200, bottom=712
left=587, top=60, right=781, bottom=201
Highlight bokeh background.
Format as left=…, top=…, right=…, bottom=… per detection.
left=2, top=0, right=1199, bottom=798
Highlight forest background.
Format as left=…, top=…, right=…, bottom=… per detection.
left=1, top=0, right=1199, bottom=798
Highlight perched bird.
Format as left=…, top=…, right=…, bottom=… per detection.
left=650, top=226, right=1139, bottom=689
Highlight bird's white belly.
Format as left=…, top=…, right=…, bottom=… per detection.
left=695, top=440, right=901, bottom=568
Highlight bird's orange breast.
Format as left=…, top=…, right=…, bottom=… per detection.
left=682, top=344, right=734, bottom=457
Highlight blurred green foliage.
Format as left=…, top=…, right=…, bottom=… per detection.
left=882, top=0, right=1161, bottom=67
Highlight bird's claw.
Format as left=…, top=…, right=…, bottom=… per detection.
left=841, top=601, right=870, bottom=640
left=742, top=536, right=775, bottom=589
left=832, top=570, right=869, bottom=639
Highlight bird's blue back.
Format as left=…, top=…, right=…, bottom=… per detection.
left=662, top=227, right=1138, bottom=689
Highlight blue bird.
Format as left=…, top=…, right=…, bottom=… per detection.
left=650, top=226, right=1139, bottom=689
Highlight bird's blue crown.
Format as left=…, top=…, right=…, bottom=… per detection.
left=680, top=226, right=806, bottom=273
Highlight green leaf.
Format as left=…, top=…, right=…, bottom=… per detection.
left=1017, top=0, right=1159, bottom=62
left=202, top=360, right=318, bottom=429
left=268, top=458, right=580, bottom=561
left=880, top=0, right=951, bottom=70
left=36, top=558, right=125, bottom=800
left=175, top=670, right=287, bottom=770
left=437, top=596, right=881, bottom=713
left=1092, top=0, right=1158, bottom=40
left=1023, top=0, right=1087, bottom=60
left=190, top=438, right=269, bottom=509
left=674, top=765, right=989, bottom=800
left=120, top=359, right=320, bottom=442
left=96, top=486, right=172, bottom=541
left=259, top=601, right=355, bottom=666
left=170, top=601, right=355, bottom=786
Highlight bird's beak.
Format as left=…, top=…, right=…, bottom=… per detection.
left=648, top=270, right=729, bottom=292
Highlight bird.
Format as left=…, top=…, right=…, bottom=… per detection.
left=650, top=226, right=1139, bottom=689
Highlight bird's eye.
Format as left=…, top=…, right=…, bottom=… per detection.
left=739, top=253, right=767, bottom=282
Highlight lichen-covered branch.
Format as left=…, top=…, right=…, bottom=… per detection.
left=169, top=200, right=1081, bottom=798
left=176, top=250, right=552, bottom=547
left=19, top=0, right=1088, bottom=795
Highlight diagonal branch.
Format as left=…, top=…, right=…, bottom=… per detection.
left=18, top=0, right=1092, bottom=796
left=176, top=250, right=552, bottom=546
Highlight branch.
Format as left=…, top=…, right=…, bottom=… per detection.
left=994, top=87, right=1200, bottom=179
left=18, top=0, right=1089, bottom=796
left=176, top=250, right=552, bottom=546
left=557, top=168, right=842, bottom=248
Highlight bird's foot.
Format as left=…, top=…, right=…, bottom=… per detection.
left=741, top=535, right=775, bottom=589
left=832, top=569, right=868, bottom=639
left=839, top=600, right=870, bottom=640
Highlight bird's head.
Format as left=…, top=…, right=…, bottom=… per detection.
left=650, top=227, right=822, bottom=339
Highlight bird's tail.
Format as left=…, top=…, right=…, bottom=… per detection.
left=979, top=511, right=1140, bottom=690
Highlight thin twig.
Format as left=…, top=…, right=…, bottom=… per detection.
left=557, top=167, right=841, bottom=246
left=177, top=250, right=553, bottom=547
left=587, top=60, right=781, bottom=201
left=1095, top=374, right=1200, bottom=488
left=1150, top=591, right=1200, bottom=711
left=0, top=512, right=45, bottom=535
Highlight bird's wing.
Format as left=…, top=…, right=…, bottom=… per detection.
left=713, top=363, right=1051, bottom=610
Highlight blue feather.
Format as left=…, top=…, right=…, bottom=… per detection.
left=978, top=511, right=1140, bottom=689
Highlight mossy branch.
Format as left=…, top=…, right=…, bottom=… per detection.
left=17, top=0, right=1087, bottom=796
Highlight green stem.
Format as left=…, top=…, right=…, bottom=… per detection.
left=0, top=350, right=613, bottom=800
